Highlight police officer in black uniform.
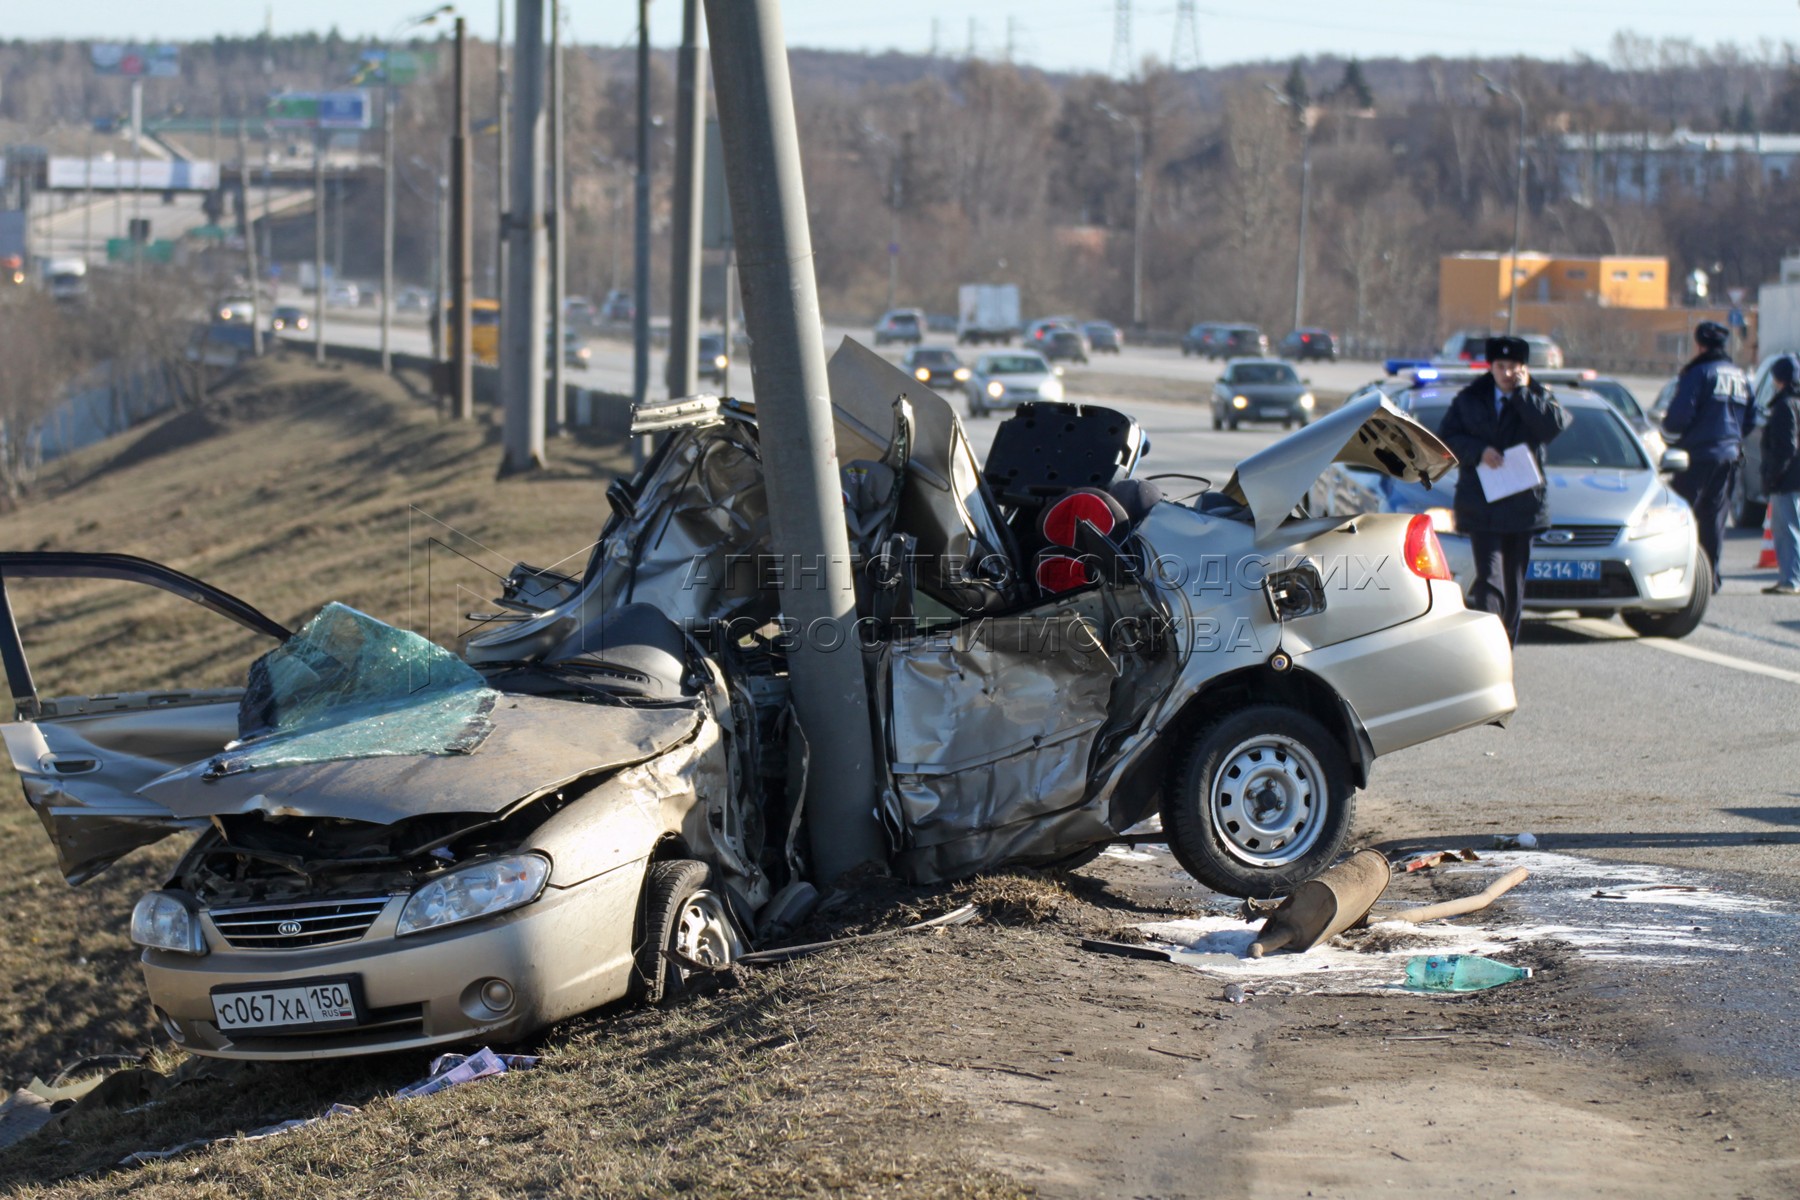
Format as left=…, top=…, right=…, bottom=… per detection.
left=1663, top=320, right=1755, bottom=593
left=1435, top=336, right=1570, bottom=645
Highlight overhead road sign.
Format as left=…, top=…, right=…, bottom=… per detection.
left=267, top=91, right=373, bottom=131
left=47, top=157, right=220, bottom=191
left=91, top=44, right=180, bottom=78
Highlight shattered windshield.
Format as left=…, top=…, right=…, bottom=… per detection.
left=203, top=603, right=499, bottom=777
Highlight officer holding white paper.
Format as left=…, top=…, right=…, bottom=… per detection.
left=1435, top=335, right=1570, bottom=644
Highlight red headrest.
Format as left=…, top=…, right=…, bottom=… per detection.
left=1039, top=487, right=1128, bottom=549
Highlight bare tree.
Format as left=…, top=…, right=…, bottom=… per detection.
left=0, top=294, right=76, bottom=505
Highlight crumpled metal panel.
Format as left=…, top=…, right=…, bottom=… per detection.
left=1222, top=392, right=1455, bottom=544
left=140, top=695, right=704, bottom=825
left=883, top=617, right=1114, bottom=881
left=213, top=603, right=498, bottom=777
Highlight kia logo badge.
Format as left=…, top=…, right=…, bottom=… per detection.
left=278, top=921, right=303, bottom=936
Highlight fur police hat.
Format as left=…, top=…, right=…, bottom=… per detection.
left=1484, top=335, right=1529, bottom=364
left=1694, top=321, right=1731, bottom=348
left=1774, top=354, right=1798, bottom=385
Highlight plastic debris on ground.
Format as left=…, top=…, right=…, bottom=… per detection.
left=120, top=1105, right=361, bottom=1166
left=200, top=602, right=500, bottom=778
left=1493, top=832, right=1539, bottom=849
left=1402, top=848, right=1480, bottom=872
left=1403, top=953, right=1532, bottom=992
left=394, top=1047, right=541, bottom=1099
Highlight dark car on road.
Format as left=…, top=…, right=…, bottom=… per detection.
left=1185, top=323, right=1268, bottom=360
left=1041, top=329, right=1089, bottom=365
left=900, top=345, right=970, bottom=391
left=1211, top=358, right=1316, bottom=429
left=1083, top=321, right=1123, bottom=354
left=269, top=305, right=309, bottom=334
left=1279, top=328, right=1339, bottom=362
left=1180, top=322, right=1221, bottom=357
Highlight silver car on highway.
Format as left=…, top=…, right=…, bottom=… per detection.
left=1320, top=377, right=1708, bottom=638
left=965, top=350, right=1064, bottom=417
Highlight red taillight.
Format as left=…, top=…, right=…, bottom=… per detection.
left=1404, top=513, right=1453, bottom=581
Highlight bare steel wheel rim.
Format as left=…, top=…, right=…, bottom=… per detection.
left=674, top=890, right=734, bottom=974
left=1208, top=733, right=1327, bottom=867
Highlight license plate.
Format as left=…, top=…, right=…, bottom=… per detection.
left=1528, top=559, right=1601, bottom=582
left=1259, top=407, right=1288, bottom=419
left=211, top=977, right=363, bottom=1032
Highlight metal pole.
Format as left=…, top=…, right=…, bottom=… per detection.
left=632, top=0, right=653, bottom=426
left=433, top=168, right=447, bottom=363
left=241, top=120, right=264, bottom=356
left=721, top=234, right=735, bottom=394
left=262, top=125, right=274, bottom=286
left=1131, top=119, right=1144, bottom=328
left=668, top=0, right=705, bottom=399
left=549, top=0, right=566, bottom=431
left=82, top=126, right=93, bottom=269
left=1507, top=93, right=1526, bottom=337
left=131, top=81, right=143, bottom=279
left=314, top=128, right=327, bottom=363
left=703, top=0, right=885, bottom=881
left=1294, top=129, right=1310, bottom=331
left=500, top=0, right=547, bottom=473
left=496, top=0, right=510, bottom=305
left=381, top=89, right=395, bottom=373
left=453, top=17, right=475, bottom=419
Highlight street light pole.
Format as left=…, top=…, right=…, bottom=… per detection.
left=550, top=0, right=566, bottom=432
left=500, top=0, right=547, bottom=474
left=381, top=88, right=395, bottom=374
left=632, top=0, right=653, bottom=439
left=1095, top=101, right=1144, bottom=328
left=1481, top=73, right=1527, bottom=337
left=667, top=0, right=706, bottom=400
left=1265, top=84, right=1311, bottom=331
left=452, top=16, right=475, bottom=419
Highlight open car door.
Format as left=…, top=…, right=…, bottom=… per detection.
left=0, top=553, right=291, bottom=883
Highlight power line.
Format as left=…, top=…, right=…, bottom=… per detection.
left=1111, top=0, right=1134, bottom=80
left=1171, top=0, right=1202, bottom=72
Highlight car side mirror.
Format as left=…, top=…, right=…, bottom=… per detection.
left=1659, top=449, right=1690, bottom=474
left=1303, top=378, right=1312, bottom=385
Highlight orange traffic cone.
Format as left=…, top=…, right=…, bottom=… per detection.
left=1759, top=503, right=1778, bottom=569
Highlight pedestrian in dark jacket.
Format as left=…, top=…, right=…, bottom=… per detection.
left=1435, top=335, right=1570, bottom=644
left=1760, top=353, right=1800, bottom=594
left=1664, top=320, right=1755, bottom=593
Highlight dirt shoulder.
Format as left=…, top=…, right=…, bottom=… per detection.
left=4, top=858, right=1792, bottom=1198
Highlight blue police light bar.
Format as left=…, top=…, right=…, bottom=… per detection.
left=1385, top=358, right=1432, bottom=375
left=1414, top=366, right=1440, bottom=381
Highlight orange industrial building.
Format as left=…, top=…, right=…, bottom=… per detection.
left=1438, top=252, right=1752, bottom=370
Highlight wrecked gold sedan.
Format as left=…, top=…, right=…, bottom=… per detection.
left=0, top=341, right=1515, bottom=1060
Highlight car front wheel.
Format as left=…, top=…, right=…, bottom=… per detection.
left=633, top=859, right=740, bottom=1005
left=1622, top=554, right=1710, bottom=639
left=1161, top=705, right=1355, bottom=898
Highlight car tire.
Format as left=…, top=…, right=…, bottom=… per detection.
left=633, top=859, right=739, bottom=1006
left=968, top=398, right=987, bottom=418
left=1213, top=413, right=1223, bottom=431
left=1622, top=554, right=1711, bottom=639
left=1162, top=705, right=1356, bottom=899
left=1229, top=419, right=1239, bottom=431
left=1181, top=347, right=1190, bottom=357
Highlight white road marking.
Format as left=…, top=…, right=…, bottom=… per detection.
left=1564, top=617, right=1800, bottom=684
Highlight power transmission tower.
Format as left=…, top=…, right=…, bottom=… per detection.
left=929, top=17, right=940, bottom=58
left=1004, top=16, right=1018, bottom=62
left=1171, top=0, right=1202, bottom=72
left=966, top=17, right=977, bottom=59
left=1110, top=0, right=1133, bottom=80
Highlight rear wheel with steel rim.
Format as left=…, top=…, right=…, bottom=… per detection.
left=1162, top=705, right=1355, bottom=898
left=633, top=859, right=741, bottom=1005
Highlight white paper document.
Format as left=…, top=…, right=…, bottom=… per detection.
left=1476, top=443, right=1544, bottom=503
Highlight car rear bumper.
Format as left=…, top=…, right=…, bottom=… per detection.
left=1295, top=580, right=1516, bottom=758
left=140, top=859, right=644, bottom=1060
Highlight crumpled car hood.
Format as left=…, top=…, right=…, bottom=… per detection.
left=138, top=695, right=703, bottom=825
left=1223, top=392, right=1455, bottom=544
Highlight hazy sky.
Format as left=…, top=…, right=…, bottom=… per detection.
left=12, top=1, right=1796, bottom=73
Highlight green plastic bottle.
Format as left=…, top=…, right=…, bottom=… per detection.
left=1403, top=953, right=1532, bottom=992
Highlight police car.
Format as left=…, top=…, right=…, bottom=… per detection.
left=1317, top=367, right=1709, bottom=638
